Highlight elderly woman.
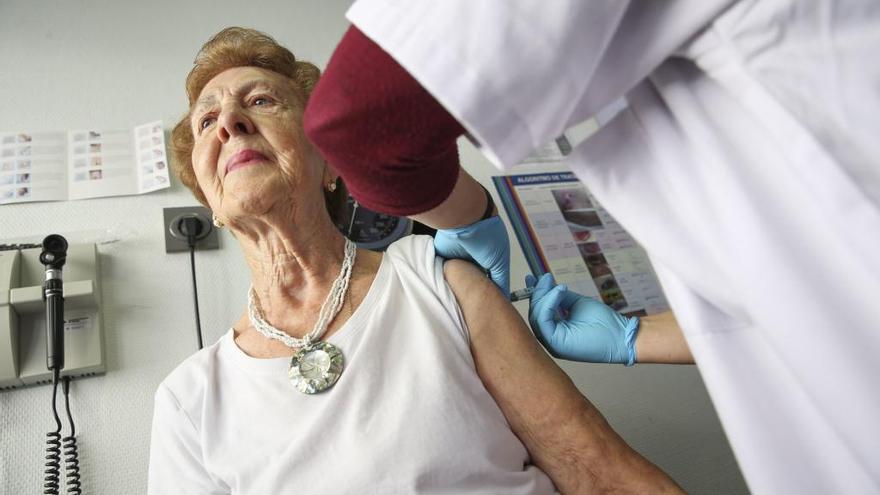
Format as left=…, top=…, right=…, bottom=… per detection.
left=148, top=27, right=680, bottom=494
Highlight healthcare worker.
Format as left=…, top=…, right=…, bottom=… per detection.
left=303, top=1, right=880, bottom=493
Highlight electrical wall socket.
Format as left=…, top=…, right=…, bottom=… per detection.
left=163, top=206, right=220, bottom=253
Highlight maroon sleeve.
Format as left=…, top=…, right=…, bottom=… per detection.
left=303, top=26, right=466, bottom=216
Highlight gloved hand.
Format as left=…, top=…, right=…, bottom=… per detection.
left=526, top=273, right=639, bottom=365
left=434, top=216, right=510, bottom=294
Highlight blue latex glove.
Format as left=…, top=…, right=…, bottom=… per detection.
left=526, top=273, right=639, bottom=366
left=434, top=216, right=510, bottom=294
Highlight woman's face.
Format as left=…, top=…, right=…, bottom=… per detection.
left=190, top=66, right=325, bottom=223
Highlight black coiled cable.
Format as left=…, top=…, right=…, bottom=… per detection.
left=62, top=377, right=82, bottom=494
left=44, top=370, right=62, bottom=495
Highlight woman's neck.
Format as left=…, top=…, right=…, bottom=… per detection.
left=233, top=208, right=348, bottom=339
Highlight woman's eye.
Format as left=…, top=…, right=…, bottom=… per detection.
left=253, top=97, right=270, bottom=106
left=199, top=117, right=215, bottom=131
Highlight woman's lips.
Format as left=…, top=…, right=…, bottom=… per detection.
left=225, top=149, right=267, bottom=175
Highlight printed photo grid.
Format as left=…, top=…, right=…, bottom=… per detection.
left=0, top=120, right=170, bottom=204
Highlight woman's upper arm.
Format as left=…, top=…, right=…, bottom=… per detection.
left=442, top=259, right=682, bottom=494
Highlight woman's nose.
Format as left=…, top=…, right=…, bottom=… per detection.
left=217, top=107, right=255, bottom=142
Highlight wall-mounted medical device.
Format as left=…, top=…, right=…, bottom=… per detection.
left=0, top=242, right=104, bottom=390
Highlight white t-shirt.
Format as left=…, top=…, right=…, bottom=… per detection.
left=148, top=236, right=556, bottom=494
left=347, top=0, right=880, bottom=493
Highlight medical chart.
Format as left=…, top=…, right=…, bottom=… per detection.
left=0, top=121, right=170, bottom=204
left=494, top=172, right=668, bottom=317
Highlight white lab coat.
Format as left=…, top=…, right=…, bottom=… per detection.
left=347, top=0, right=880, bottom=493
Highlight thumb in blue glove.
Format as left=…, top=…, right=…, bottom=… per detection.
left=526, top=273, right=639, bottom=365
left=434, top=216, right=510, bottom=294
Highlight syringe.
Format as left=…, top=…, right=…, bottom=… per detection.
left=509, top=286, right=535, bottom=302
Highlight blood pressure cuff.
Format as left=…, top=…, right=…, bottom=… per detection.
left=303, top=25, right=466, bottom=216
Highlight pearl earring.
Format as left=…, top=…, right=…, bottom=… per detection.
left=326, top=179, right=337, bottom=192
left=212, top=214, right=224, bottom=228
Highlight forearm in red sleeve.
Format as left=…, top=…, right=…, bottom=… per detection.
left=303, top=25, right=466, bottom=216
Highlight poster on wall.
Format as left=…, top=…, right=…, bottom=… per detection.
left=493, top=171, right=668, bottom=317
left=0, top=121, right=170, bottom=204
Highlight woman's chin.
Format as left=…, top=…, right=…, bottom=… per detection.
left=217, top=193, right=275, bottom=221
left=222, top=177, right=278, bottom=205
left=217, top=176, right=311, bottom=225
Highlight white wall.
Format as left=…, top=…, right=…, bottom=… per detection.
left=0, top=1, right=747, bottom=493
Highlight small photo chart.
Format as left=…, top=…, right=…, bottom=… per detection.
left=1, top=120, right=170, bottom=204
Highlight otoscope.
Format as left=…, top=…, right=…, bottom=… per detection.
left=40, top=234, right=68, bottom=372
left=40, top=234, right=78, bottom=495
